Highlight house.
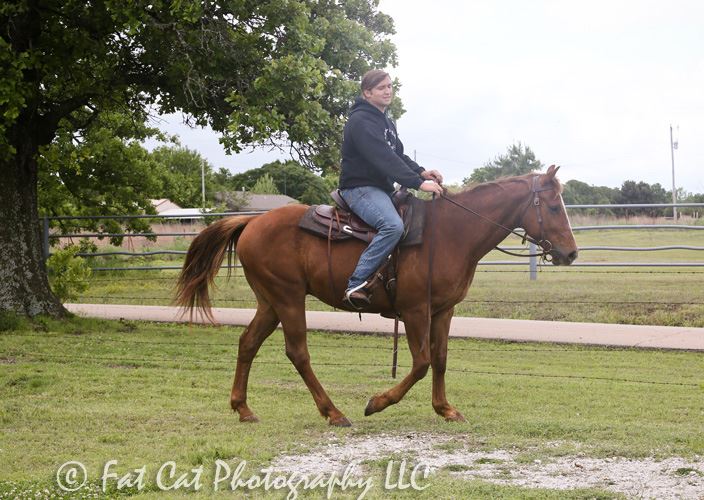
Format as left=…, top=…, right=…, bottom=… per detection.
left=151, top=194, right=298, bottom=219
left=214, top=192, right=299, bottom=211
left=150, top=199, right=210, bottom=222
left=151, top=198, right=181, bottom=213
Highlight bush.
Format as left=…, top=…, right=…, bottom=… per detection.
left=46, top=245, right=92, bottom=302
left=0, top=311, right=23, bottom=332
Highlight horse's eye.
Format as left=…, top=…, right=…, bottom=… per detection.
left=548, top=205, right=561, bottom=214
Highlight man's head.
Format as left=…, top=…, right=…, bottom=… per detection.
left=361, top=69, right=393, bottom=112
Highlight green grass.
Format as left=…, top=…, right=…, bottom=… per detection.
left=0, top=317, right=702, bottom=498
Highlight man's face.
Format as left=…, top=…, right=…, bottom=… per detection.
left=363, top=76, right=393, bottom=111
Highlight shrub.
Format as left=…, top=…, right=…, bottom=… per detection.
left=47, top=245, right=92, bottom=302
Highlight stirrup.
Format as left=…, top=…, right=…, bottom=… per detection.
left=343, top=282, right=372, bottom=310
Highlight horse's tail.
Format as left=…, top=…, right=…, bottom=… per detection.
left=174, top=215, right=258, bottom=322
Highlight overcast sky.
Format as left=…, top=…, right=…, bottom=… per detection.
left=153, top=0, right=704, bottom=193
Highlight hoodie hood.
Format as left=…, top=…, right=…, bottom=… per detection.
left=349, top=96, right=386, bottom=118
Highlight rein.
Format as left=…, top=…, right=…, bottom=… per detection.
left=439, top=176, right=555, bottom=260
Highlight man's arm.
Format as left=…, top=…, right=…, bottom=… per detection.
left=396, top=137, right=425, bottom=175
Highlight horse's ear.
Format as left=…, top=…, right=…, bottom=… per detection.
left=546, top=165, right=560, bottom=178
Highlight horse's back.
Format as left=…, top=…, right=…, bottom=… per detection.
left=237, top=204, right=309, bottom=257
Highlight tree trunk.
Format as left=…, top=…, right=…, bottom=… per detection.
left=0, top=147, right=65, bottom=317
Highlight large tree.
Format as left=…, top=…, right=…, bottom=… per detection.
left=151, top=145, right=216, bottom=208
left=0, top=0, right=397, bottom=316
left=464, top=142, right=543, bottom=185
left=37, top=111, right=167, bottom=244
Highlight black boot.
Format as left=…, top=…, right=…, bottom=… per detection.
left=343, top=282, right=372, bottom=310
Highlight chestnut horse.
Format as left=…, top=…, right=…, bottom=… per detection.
left=175, top=165, right=578, bottom=426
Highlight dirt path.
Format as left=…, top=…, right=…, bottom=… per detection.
left=66, top=304, right=704, bottom=350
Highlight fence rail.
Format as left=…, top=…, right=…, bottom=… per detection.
left=43, top=202, right=704, bottom=279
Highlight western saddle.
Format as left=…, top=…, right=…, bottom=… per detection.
left=298, top=188, right=425, bottom=315
left=299, top=188, right=424, bottom=246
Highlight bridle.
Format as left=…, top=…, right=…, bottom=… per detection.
left=439, top=175, right=557, bottom=261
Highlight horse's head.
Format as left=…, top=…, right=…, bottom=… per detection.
left=520, top=165, right=578, bottom=266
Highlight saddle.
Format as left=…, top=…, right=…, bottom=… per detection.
left=298, top=188, right=426, bottom=246
left=298, top=188, right=426, bottom=317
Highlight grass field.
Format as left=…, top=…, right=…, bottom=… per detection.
left=71, top=226, right=704, bottom=327
left=1, top=316, right=702, bottom=498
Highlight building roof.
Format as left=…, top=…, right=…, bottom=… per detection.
left=151, top=199, right=182, bottom=214
left=159, top=208, right=211, bottom=219
left=151, top=194, right=298, bottom=216
left=244, top=194, right=298, bottom=211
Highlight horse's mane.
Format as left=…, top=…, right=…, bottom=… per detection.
left=449, top=171, right=563, bottom=198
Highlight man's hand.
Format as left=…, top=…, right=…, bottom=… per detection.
left=421, top=169, right=444, bottom=184
left=419, top=179, right=444, bottom=195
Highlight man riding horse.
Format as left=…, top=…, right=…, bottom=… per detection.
left=339, top=69, right=444, bottom=309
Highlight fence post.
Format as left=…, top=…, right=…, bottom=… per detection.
left=529, top=242, right=537, bottom=280
left=42, top=216, right=50, bottom=262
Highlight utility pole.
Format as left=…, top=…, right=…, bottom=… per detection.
left=201, top=161, right=206, bottom=209
left=669, top=125, right=678, bottom=220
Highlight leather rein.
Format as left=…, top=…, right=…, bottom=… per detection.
left=439, top=175, right=557, bottom=261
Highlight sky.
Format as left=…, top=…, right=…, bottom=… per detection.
left=150, top=0, right=704, bottom=193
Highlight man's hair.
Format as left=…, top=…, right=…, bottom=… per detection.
left=361, top=69, right=390, bottom=93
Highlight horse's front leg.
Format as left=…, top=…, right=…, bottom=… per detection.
left=365, top=308, right=431, bottom=416
left=429, top=307, right=466, bottom=422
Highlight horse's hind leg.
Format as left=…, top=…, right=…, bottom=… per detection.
left=365, top=308, right=431, bottom=416
left=429, top=307, right=466, bottom=422
left=230, top=303, right=279, bottom=422
left=277, top=302, right=351, bottom=427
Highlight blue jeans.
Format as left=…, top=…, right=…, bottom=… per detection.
left=340, top=186, right=404, bottom=290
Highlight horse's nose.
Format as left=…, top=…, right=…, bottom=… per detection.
left=550, top=249, right=578, bottom=266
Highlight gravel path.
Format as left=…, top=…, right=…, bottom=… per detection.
left=271, top=433, right=704, bottom=499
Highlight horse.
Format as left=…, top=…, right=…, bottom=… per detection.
left=175, top=165, right=578, bottom=426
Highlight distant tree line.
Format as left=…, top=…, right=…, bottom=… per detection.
left=463, top=143, right=703, bottom=218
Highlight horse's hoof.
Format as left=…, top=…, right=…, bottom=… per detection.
left=239, top=414, right=259, bottom=423
left=329, top=416, right=352, bottom=427
left=364, top=398, right=378, bottom=416
left=444, top=412, right=466, bottom=423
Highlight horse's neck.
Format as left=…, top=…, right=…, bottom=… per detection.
left=439, top=180, right=529, bottom=260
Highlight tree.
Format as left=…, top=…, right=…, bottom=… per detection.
left=562, top=180, right=619, bottom=216
left=679, top=191, right=704, bottom=218
left=464, top=142, right=543, bottom=185
left=226, top=160, right=330, bottom=204
left=151, top=145, right=216, bottom=208
left=616, top=181, right=669, bottom=217
left=250, top=174, right=281, bottom=195
left=1, top=1, right=398, bottom=316
left=38, top=111, right=166, bottom=246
